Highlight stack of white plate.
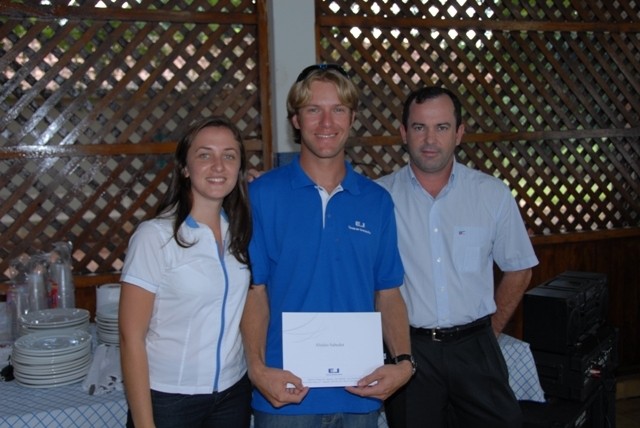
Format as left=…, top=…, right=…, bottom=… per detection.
left=12, top=329, right=92, bottom=388
left=95, top=302, right=119, bottom=345
left=19, top=308, right=90, bottom=336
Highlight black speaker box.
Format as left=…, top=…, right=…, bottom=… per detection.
left=523, top=271, right=608, bottom=354
left=531, top=324, right=618, bottom=401
left=521, top=382, right=615, bottom=428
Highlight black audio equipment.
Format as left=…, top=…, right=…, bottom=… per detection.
left=521, top=271, right=616, bottom=427
left=523, top=271, right=608, bottom=354
left=521, top=383, right=613, bottom=428
left=531, top=324, right=618, bottom=401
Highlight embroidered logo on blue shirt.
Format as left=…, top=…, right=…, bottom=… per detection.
left=348, top=220, right=371, bottom=235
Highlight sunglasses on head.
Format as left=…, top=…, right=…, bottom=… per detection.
left=295, top=63, right=349, bottom=82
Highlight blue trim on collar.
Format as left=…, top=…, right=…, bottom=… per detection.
left=185, top=211, right=227, bottom=228
left=185, top=214, right=199, bottom=228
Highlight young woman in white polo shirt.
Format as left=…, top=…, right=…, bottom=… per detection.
left=119, top=116, right=252, bottom=428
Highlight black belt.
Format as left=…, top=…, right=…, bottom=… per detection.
left=410, top=316, right=491, bottom=342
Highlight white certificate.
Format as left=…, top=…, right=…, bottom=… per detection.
left=282, top=312, right=384, bottom=387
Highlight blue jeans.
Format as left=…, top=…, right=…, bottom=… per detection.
left=253, top=410, right=380, bottom=428
left=126, top=374, right=252, bottom=428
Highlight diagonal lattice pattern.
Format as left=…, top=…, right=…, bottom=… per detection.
left=319, top=26, right=639, bottom=135
left=320, top=0, right=640, bottom=22
left=1, top=0, right=639, bottom=282
left=0, top=155, right=170, bottom=273
left=0, top=0, right=264, bottom=280
left=322, top=0, right=639, bottom=237
left=1, top=2, right=261, bottom=146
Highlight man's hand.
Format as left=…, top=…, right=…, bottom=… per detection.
left=492, top=268, right=532, bottom=335
left=345, top=361, right=413, bottom=400
left=248, top=365, right=309, bottom=408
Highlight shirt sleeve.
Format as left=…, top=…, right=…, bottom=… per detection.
left=120, top=220, right=169, bottom=293
left=493, top=190, right=539, bottom=272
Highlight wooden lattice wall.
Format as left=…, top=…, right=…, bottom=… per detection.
left=0, top=0, right=269, bottom=282
left=1, top=0, right=639, bottom=286
left=320, top=0, right=639, bottom=236
left=316, top=0, right=640, bottom=372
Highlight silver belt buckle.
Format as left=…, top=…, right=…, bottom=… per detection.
left=432, top=329, right=441, bottom=342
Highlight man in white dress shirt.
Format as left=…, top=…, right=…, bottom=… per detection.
left=378, top=86, right=539, bottom=428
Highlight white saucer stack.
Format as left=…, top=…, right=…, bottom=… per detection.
left=95, top=303, right=119, bottom=345
left=12, top=329, right=92, bottom=388
left=19, top=308, right=90, bottom=336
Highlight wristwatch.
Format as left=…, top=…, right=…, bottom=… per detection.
left=393, top=354, right=417, bottom=376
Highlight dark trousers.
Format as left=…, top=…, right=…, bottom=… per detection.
left=126, top=374, right=252, bottom=428
left=385, top=325, right=522, bottom=428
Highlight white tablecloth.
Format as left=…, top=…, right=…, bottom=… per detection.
left=0, top=325, right=126, bottom=428
left=0, top=380, right=126, bottom=428
left=0, top=333, right=542, bottom=428
left=499, top=333, right=546, bottom=402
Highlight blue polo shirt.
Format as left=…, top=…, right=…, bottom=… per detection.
left=249, top=155, right=404, bottom=415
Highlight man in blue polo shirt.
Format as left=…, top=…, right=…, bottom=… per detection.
left=240, top=64, right=414, bottom=428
